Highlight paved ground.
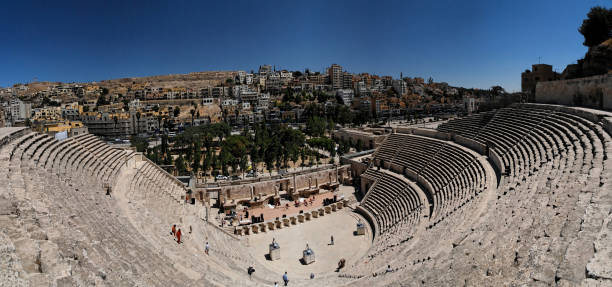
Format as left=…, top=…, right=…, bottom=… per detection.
left=246, top=209, right=371, bottom=279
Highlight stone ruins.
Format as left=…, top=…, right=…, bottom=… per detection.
left=1, top=103, right=611, bottom=286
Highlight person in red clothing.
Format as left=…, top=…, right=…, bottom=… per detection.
left=171, top=224, right=176, bottom=236
left=176, top=228, right=182, bottom=244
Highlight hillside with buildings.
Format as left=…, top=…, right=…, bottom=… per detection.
left=0, top=63, right=511, bottom=140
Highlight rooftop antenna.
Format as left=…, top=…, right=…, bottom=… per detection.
left=538, top=56, right=542, bottom=64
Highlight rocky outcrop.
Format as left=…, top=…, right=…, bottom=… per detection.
left=582, top=38, right=612, bottom=77
left=563, top=38, right=612, bottom=80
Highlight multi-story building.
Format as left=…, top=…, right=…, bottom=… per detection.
left=236, top=70, right=246, bottom=84
left=328, top=64, right=343, bottom=90
left=381, top=76, right=393, bottom=87
left=521, top=64, right=560, bottom=95
left=7, top=99, right=31, bottom=125
left=232, top=85, right=249, bottom=98
left=337, top=89, right=354, bottom=106
left=280, top=70, right=293, bottom=83
left=392, top=79, right=408, bottom=95
left=245, top=73, right=254, bottom=85
left=239, top=90, right=259, bottom=104
left=308, top=74, right=327, bottom=85
left=259, top=65, right=272, bottom=76
left=213, top=87, right=229, bottom=98
left=257, top=93, right=270, bottom=109
left=221, top=98, right=239, bottom=107
left=342, top=72, right=353, bottom=89
left=371, top=79, right=385, bottom=92
left=266, top=73, right=283, bottom=92
left=32, top=106, right=62, bottom=121
left=356, top=81, right=367, bottom=95
left=202, top=97, right=214, bottom=105
left=80, top=113, right=132, bottom=138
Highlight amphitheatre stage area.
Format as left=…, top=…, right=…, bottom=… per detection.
left=1, top=103, right=611, bottom=286
left=247, top=209, right=371, bottom=277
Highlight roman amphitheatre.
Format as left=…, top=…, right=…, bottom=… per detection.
left=1, top=103, right=611, bottom=286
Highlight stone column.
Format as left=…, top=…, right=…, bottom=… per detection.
left=336, top=166, right=339, bottom=182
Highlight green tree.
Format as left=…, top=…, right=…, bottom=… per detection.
left=579, top=6, right=612, bottom=47
left=176, top=155, right=187, bottom=175
left=173, top=106, right=180, bottom=117
left=161, top=134, right=169, bottom=154
left=122, top=99, right=130, bottom=112
left=96, top=94, right=109, bottom=106
left=203, top=150, right=213, bottom=173
left=306, top=116, right=327, bottom=137
left=239, top=155, right=249, bottom=178
left=192, top=150, right=201, bottom=174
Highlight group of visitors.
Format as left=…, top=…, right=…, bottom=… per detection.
left=171, top=224, right=182, bottom=244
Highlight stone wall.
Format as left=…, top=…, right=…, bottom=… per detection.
left=488, top=148, right=504, bottom=175
left=535, top=74, right=612, bottom=110
left=213, top=165, right=350, bottom=201
left=332, top=128, right=386, bottom=149
left=453, top=134, right=487, bottom=155
left=396, top=127, right=452, bottom=141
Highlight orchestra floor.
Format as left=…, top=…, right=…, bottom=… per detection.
left=247, top=209, right=372, bottom=278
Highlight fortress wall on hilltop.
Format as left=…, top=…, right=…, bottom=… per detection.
left=535, top=73, right=612, bottom=110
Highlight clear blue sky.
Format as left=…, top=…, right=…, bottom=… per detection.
left=1, top=0, right=609, bottom=91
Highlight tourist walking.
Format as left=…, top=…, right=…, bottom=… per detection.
left=283, top=271, right=289, bottom=286
left=171, top=224, right=176, bottom=236
left=248, top=266, right=255, bottom=279
left=330, top=235, right=334, bottom=245
left=176, top=229, right=182, bottom=244
left=205, top=242, right=210, bottom=255
left=274, top=282, right=278, bottom=287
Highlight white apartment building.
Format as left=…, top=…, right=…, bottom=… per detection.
left=222, top=99, right=239, bottom=107
left=392, top=79, right=408, bottom=95
left=202, top=97, right=214, bottom=105
left=237, top=70, right=246, bottom=84
left=8, top=99, right=31, bottom=124
left=337, top=89, right=354, bottom=106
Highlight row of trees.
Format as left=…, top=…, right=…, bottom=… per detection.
left=133, top=121, right=335, bottom=177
